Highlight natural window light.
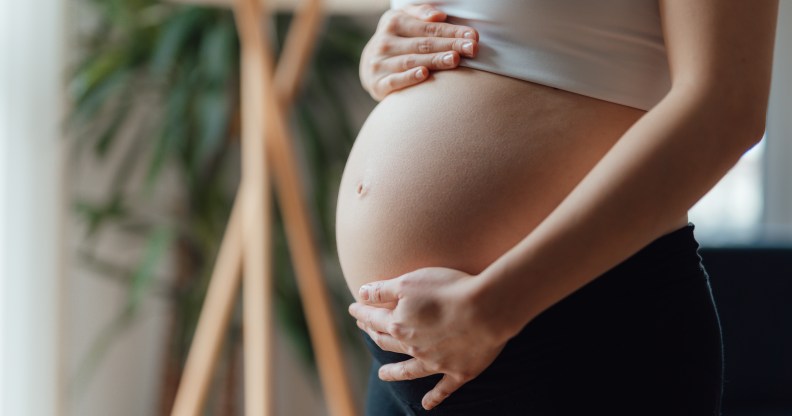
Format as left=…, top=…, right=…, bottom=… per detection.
left=0, top=134, right=7, bottom=415
left=688, top=134, right=766, bottom=244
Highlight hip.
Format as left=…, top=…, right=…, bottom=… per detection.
left=361, top=223, right=724, bottom=415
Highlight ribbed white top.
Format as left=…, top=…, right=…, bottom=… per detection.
left=391, top=0, right=672, bottom=111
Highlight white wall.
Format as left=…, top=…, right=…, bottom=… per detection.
left=0, top=0, right=66, bottom=415
left=763, top=0, right=792, bottom=239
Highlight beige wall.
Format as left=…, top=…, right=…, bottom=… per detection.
left=60, top=8, right=380, bottom=416
left=63, top=121, right=337, bottom=415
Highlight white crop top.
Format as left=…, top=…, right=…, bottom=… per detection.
left=390, top=0, right=672, bottom=111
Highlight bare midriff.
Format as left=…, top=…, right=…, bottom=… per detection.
left=335, top=67, right=688, bottom=300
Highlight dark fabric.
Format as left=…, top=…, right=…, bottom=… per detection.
left=700, top=246, right=792, bottom=412
left=361, top=223, right=724, bottom=415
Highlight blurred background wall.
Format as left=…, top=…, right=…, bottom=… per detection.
left=1, top=0, right=66, bottom=414
left=1, top=1, right=791, bottom=416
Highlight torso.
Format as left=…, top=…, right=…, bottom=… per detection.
left=335, top=68, right=688, bottom=298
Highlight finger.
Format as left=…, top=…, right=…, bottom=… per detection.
left=422, top=375, right=465, bottom=410
left=391, top=13, right=478, bottom=40
left=348, top=302, right=393, bottom=333
left=385, top=36, right=478, bottom=57
left=380, top=52, right=460, bottom=74
left=358, top=279, right=403, bottom=304
left=402, top=4, right=447, bottom=22
left=369, top=67, right=427, bottom=101
left=379, top=358, right=435, bottom=381
left=357, top=321, right=407, bottom=354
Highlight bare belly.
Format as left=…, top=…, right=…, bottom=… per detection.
left=335, top=67, right=686, bottom=299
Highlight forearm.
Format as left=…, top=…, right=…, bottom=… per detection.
left=476, top=87, right=764, bottom=341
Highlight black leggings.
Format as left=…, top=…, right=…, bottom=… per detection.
left=361, top=223, right=724, bottom=415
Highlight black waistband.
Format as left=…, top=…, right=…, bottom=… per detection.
left=360, top=222, right=706, bottom=364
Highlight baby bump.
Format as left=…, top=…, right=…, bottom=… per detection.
left=335, top=68, right=644, bottom=299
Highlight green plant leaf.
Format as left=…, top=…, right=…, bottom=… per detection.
left=129, top=227, right=174, bottom=312
left=67, top=4, right=373, bottom=400
left=196, top=88, right=230, bottom=171
left=150, top=8, right=206, bottom=77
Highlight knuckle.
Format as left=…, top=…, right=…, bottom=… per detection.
left=458, top=370, right=475, bottom=381
left=369, top=59, right=382, bottom=73
left=401, top=56, right=417, bottom=71
left=416, top=38, right=433, bottom=53
left=399, top=274, right=416, bottom=287
left=400, top=365, right=412, bottom=379
left=373, top=39, right=390, bottom=55
left=383, top=12, right=402, bottom=33
left=403, top=326, right=416, bottom=341
left=369, top=83, right=385, bottom=100
left=426, top=361, right=441, bottom=372
left=424, top=23, right=442, bottom=37
left=406, top=345, right=422, bottom=357
left=387, top=322, right=402, bottom=336
left=364, top=310, right=375, bottom=324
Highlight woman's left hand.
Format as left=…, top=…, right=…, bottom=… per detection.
left=348, top=266, right=513, bottom=410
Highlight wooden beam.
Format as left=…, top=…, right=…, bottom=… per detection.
left=167, top=0, right=388, bottom=14
left=170, top=0, right=360, bottom=414
left=169, top=197, right=244, bottom=416
left=235, top=0, right=359, bottom=414
left=234, top=0, right=273, bottom=412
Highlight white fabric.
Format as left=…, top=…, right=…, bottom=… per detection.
left=391, top=0, right=671, bottom=111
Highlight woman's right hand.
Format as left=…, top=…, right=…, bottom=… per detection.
left=360, top=4, right=479, bottom=101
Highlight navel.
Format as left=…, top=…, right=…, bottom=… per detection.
left=356, top=181, right=369, bottom=197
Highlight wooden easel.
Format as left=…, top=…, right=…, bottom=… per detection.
left=169, top=0, right=358, bottom=414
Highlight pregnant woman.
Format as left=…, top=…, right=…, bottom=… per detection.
left=337, top=1, right=779, bottom=414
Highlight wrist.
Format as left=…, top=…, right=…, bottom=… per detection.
left=469, top=262, right=529, bottom=345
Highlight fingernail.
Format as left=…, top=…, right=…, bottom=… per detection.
left=414, top=67, right=425, bottom=79
left=359, top=285, right=370, bottom=300
left=462, top=41, right=473, bottom=55
left=442, top=53, right=454, bottom=65
left=463, top=31, right=474, bottom=39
